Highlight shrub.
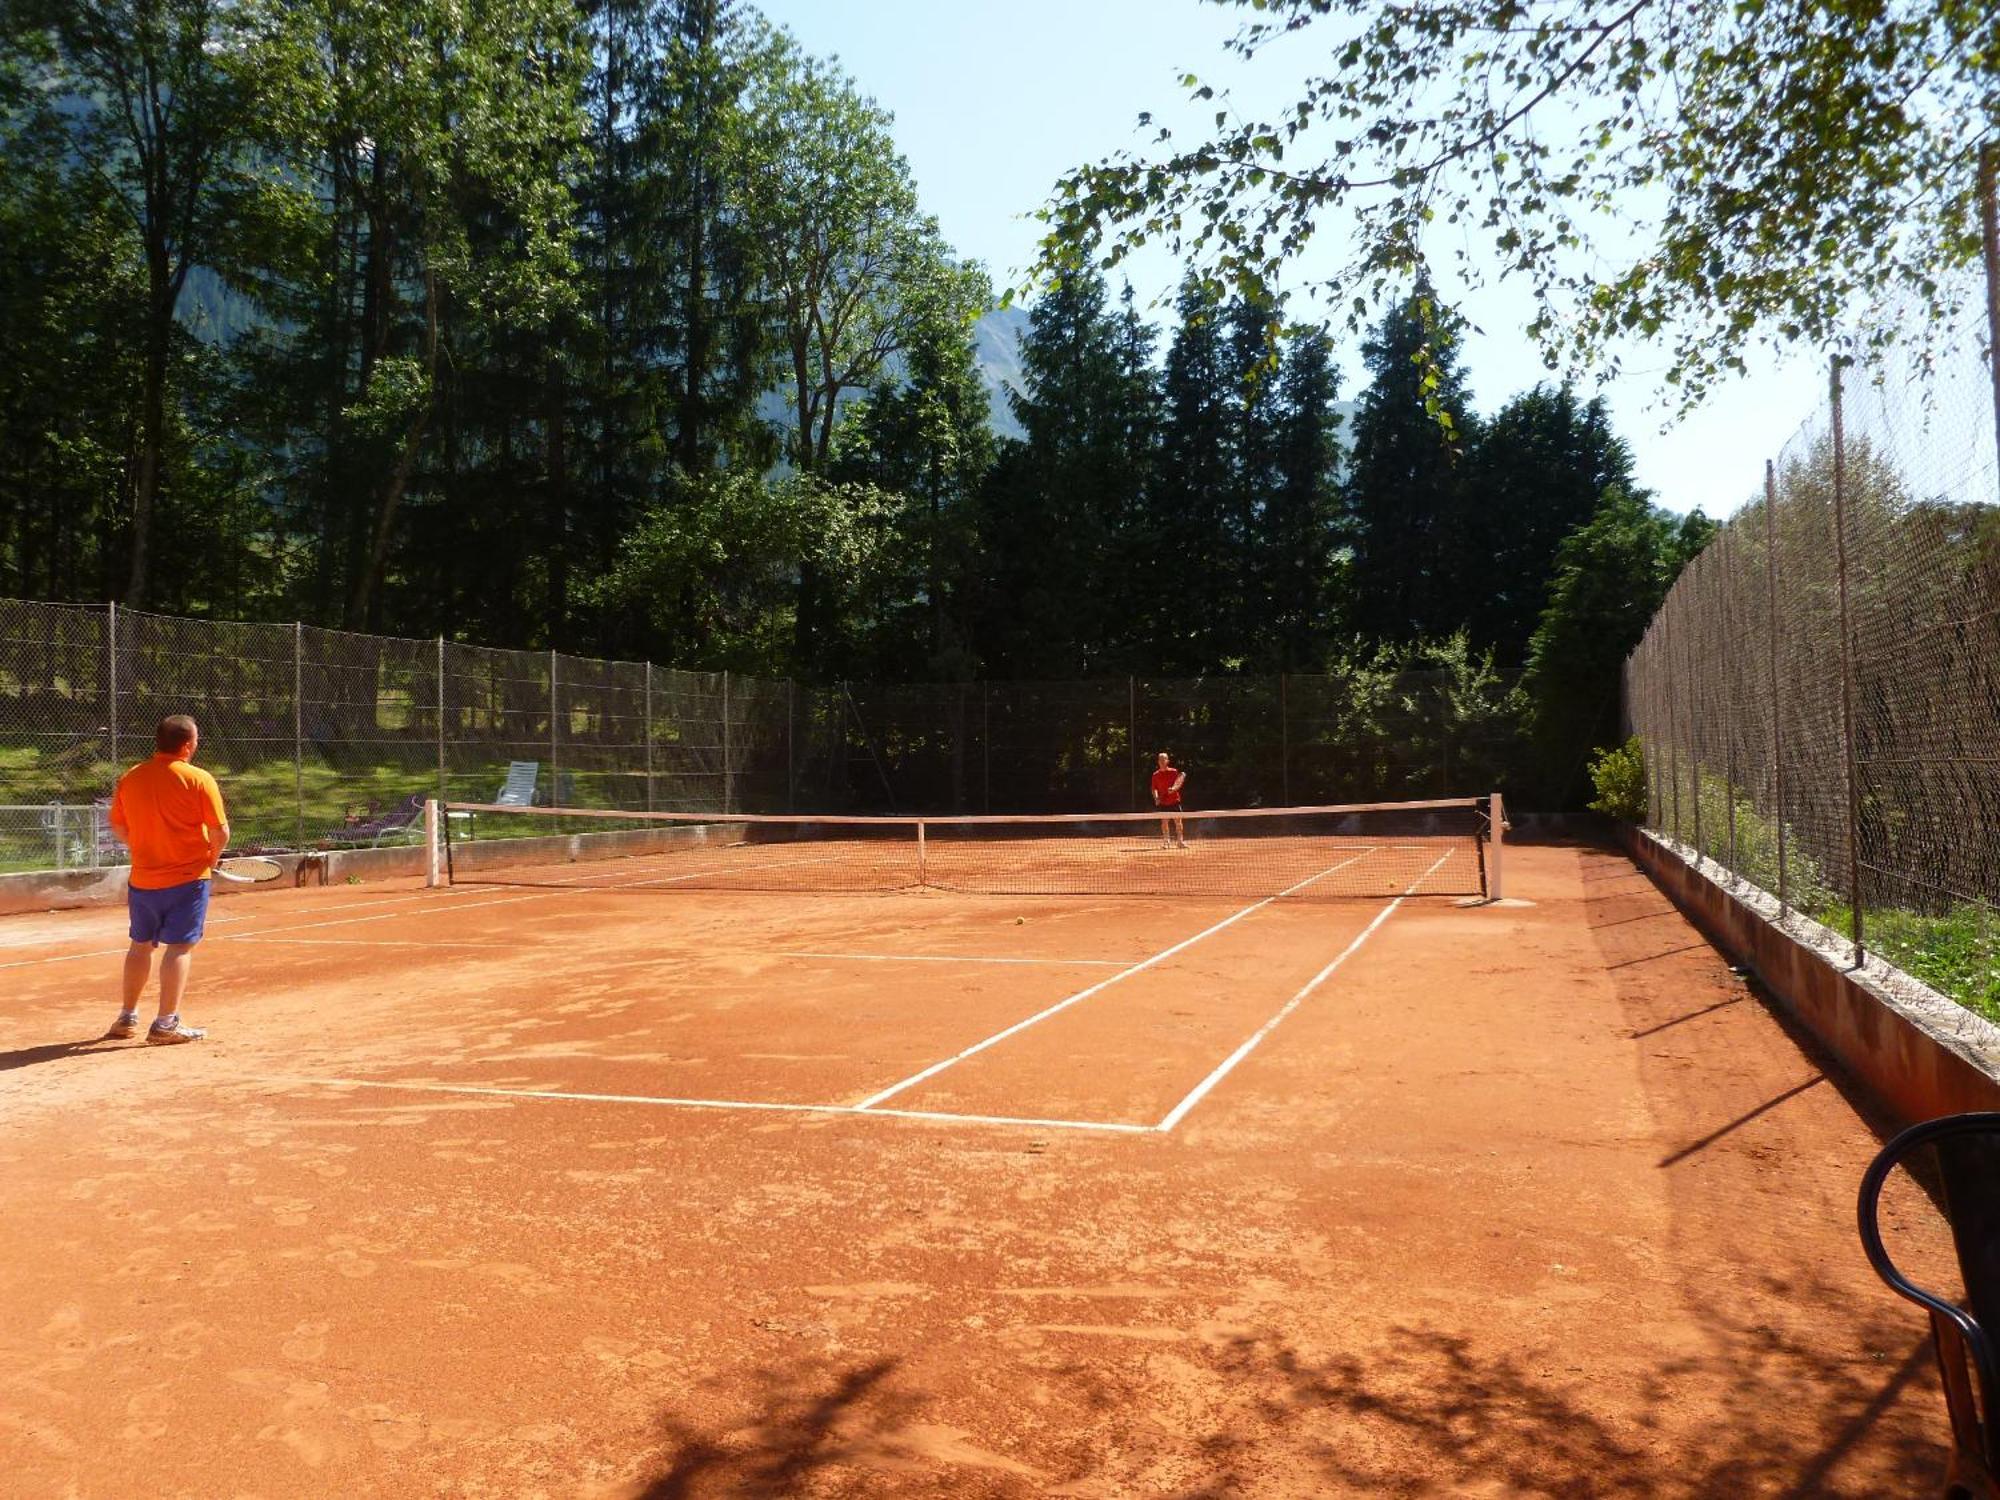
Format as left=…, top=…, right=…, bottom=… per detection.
left=1587, top=737, right=1647, bottom=821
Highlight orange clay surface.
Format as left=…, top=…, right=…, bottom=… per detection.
left=0, top=840, right=1956, bottom=1497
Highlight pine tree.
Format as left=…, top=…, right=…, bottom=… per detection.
left=1259, top=328, right=1345, bottom=671
left=972, top=271, right=1159, bottom=678
left=1465, top=385, right=1635, bottom=662
left=1145, top=275, right=1237, bottom=670
left=1343, top=294, right=1477, bottom=643
left=828, top=266, right=996, bottom=679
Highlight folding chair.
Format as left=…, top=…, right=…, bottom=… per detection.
left=1859, top=1112, right=2000, bottom=1500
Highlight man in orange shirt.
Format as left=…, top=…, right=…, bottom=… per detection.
left=104, top=714, right=229, bottom=1045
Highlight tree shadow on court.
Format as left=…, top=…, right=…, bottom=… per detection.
left=0, top=1038, right=129, bottom=1072
left=634, top=1356, right=917, bottom=1499
left=1133, top=1295, right=1945, bottom=1499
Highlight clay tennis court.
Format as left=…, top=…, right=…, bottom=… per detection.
left=0, top=836, right=1953, bottom=1495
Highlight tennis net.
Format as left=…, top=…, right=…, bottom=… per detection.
left=429, top=796, right=1500, bottom=901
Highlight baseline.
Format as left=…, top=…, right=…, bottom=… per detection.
left=264, top=1076, right=1151, bottom=1135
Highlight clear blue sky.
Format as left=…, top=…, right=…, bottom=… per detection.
left=755, top=0, right=1825, bottom=518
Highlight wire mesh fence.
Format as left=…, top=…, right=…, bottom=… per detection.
left=0, top=595, right=1530, bottom=870
left=1627, top=289, right=2000, bottom=1020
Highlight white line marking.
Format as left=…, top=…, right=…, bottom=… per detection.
left=264, top=1077, right=1152, bottom=1134
left=226, top=936, right=511, bottom=950
left=777, top=950, right=1125, bottom=968
left=849, top=849, right=1384, bottom=1111
left=1153, top=851, right=1453, bottom=1133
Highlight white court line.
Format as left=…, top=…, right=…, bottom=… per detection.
left=1154, top=851, right=1452, bottom=1133
left=778, top=950, right=1126, bottom=968
left=227, top=936, right=511, bottom=950
left=265, top=1076, right=1152, bottom=1135
left=850, top=848, right=1384, bottom=1111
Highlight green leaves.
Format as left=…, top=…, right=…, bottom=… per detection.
left=1036, top=0, right=1993, bottom=406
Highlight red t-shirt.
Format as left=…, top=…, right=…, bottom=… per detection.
left=1150, top=766, right=1184, bottom=807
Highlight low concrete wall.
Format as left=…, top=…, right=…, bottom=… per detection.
left=443, top=820, right=745, bottom=877
left=1625, top=825, right=2000, bottom=1124
left=0, top=820, right=757, bottom=917
left=0, top=864, right=133, bottom=915
left=0, top=844, right=431, bottom=917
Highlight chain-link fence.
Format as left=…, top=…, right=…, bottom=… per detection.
left=0, top=594, right=1530, bottom=870
left=1626, top=287, right=2000, bottom=1020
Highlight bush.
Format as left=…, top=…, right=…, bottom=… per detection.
left=1587, top=737, right=1647, bottom=821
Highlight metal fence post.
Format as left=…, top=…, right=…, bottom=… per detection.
left=435, top=634, right=446, bottom=808
left=1830, top=355, right=1865, bottom=965
left=645, top=661, right=655, bottom=813
left=1765, top=462, right=1788, bottom=915
left=1684, top=589, right=1703, bottom=864
left=295, top=622, right=305, bottom=847
left=1666, top=613, right=1681, bottom=844
left=786, top=676, right=796, bottom=813
left=1981, top=141, right=2000, bottom=507
left=981, top=681, right=991, bottom=813
left=1128, top=676, right=1139, bottom=811
left=721, top=669, right=733, bottom=815
left=1280, top=673, right=1291, bottom=806
left=106, top=600, right=118, bottom=774
left=549, top=648, right=559, bottom=808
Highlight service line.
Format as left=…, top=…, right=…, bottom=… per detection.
left=1154, top=851, right=1453, bottom=1132
left=778, top=950, right=1126, bottom=968
left=849, top=849, right=1386, bottom=1111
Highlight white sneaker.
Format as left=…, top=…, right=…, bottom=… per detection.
left=146, top=1016, right=206, bottom=1046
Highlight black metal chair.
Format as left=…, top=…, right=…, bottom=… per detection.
left=1859, top=1112, right=2000, bottom=1500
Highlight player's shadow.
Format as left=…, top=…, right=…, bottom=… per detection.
left=0, top=1038, right=127, bottom=1072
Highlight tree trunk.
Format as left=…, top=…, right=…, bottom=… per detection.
left=125, top=239, right=175, bottom=608
left=346, top=266, right=436, bottom=629
left=546, top=350, right=569, bottom=644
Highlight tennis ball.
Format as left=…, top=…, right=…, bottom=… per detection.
left=1014, top=917, right=1025, bottom=925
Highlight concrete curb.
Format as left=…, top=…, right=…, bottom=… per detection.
left=1625, top=824, right=2000, bottom=1124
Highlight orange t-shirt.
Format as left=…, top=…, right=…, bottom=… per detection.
left=111, top=753, right=228, bottom=889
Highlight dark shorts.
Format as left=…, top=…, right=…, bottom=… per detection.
left=1158, top=802, right=1186, bottom=816
left=128, top=878, right=211, bottom=946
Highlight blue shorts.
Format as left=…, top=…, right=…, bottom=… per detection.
left=128, top=879, right=211, bottom=946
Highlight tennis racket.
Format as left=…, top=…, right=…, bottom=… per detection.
left=212, top=857, right=284, bottom=885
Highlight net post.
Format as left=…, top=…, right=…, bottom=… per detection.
left=1830, top=353, right=1864, bottom=966
left=981, top=681, right=990, bottom=813
left=424, top=798, right=440, bottom=887
left=1487, top=792, right=1505, bottom=901
left=54, top=802, right=65, bottom=872
left=786, top=677, right=796, bottom=813
left=916, top=817, right=927, bottom=886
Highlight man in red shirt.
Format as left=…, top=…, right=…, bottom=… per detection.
left=1150, top=751, right=1188, bottom=849
left=104, top=714, right=229, bottom=1044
